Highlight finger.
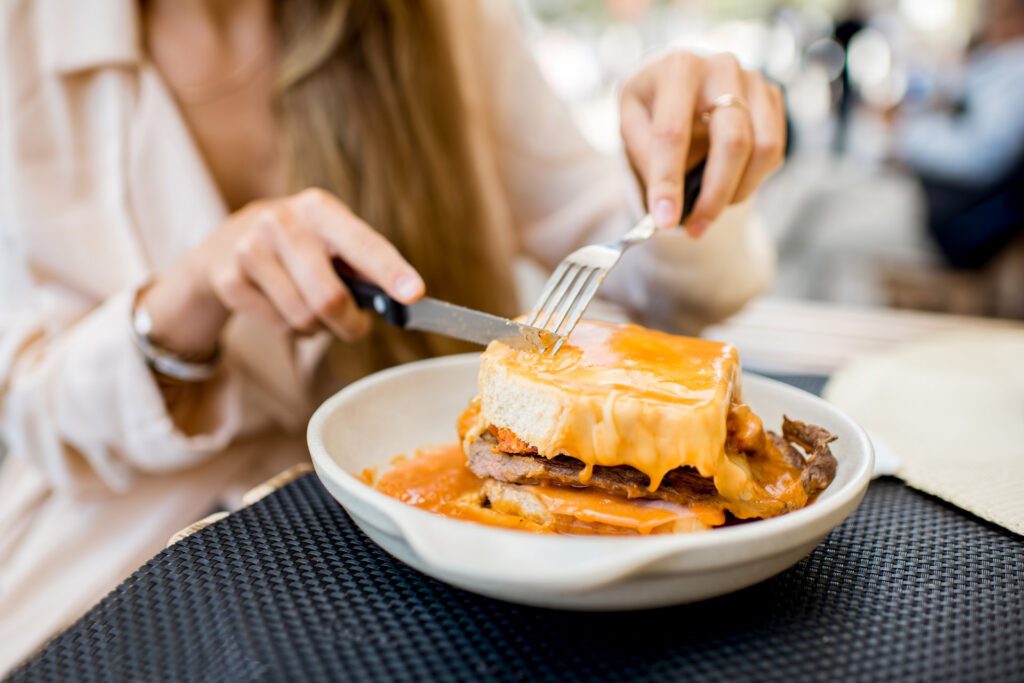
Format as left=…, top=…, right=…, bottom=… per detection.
left=268, top=207, right=371, bottom=342
left=236, top=228, right=320, bottom=335
left=620, top=89, right=653, bottom=183
left=645, top=53, right=702, bottom=229
left=771, top=84, right=787, bottom=155
left=687, top=53, right=754, bottom=237
left=209, top=264, right=289, bottom=334
left=620, top=64, right=658, bottom=180
left=292, top=188, right=425, bottom=304
left=733, top=75, right=786, bottom=202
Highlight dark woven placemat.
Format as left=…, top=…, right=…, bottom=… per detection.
left=10, top=377, right=1024, bottom=683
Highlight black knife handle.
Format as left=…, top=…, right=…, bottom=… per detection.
left=333, top=259, right=409, bottom=327
left=680, top=159, right=706, bottom=223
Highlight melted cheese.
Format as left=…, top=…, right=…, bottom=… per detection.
left=374, top=445, right=724, bottom=535
left=476, top=321, right=752, bottom=499
left=523, top=485, right=722, bottom=534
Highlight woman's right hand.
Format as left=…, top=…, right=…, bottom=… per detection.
left=139, top=188, right=425, bottom=360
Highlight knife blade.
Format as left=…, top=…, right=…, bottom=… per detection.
left=336, top=269, right=559, bottom=353
left=404, top=297, right=559, bottom=351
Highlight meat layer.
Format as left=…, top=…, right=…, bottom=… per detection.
left=468, top=435, right=718, bottom=507
left=467, top=415, right=839, bottom=520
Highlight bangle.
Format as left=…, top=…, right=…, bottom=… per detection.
left=130, top=291, right=221, bottom=383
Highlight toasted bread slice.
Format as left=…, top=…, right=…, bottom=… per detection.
left=480, top=480, right=714, bottom=535
left=474, top=321, right=748, bottom=496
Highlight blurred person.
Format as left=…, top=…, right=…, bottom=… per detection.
left=0, top=0, right=786, bottom=669
left=832, top=0, right=868, bottom=154
left=891, top=0, right=1024, bottom=269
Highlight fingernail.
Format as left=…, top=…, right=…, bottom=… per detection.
left=687, top=218, right=710, bottom=237
left=653, top=199, right=677, bottom=228
left=394, top=273, right=424, bottom=302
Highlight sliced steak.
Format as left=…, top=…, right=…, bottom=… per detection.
left=466, top=434, right=718, bottom=507
left=781, top=416, right=838, bottom=495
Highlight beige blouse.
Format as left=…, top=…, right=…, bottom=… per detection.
left=0, top=0, right=774, bottom=670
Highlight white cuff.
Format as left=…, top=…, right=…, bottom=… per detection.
left=50, top=289, right=242, bottom=490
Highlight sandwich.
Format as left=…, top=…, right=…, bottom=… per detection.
left=454, top=320, right=838, bottom=535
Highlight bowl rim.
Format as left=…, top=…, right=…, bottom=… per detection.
left=308, top=352, right=874, bottom=559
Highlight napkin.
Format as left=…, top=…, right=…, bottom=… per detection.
left=824, top=330, right=1024, bottom=536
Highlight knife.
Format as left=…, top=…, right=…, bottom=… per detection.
left=335, top=266, right=560, bottom=353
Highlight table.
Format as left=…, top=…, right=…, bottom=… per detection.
left=10, top=375, right=1023, bottom=683
left=706, top=297, right=1024, bottom=374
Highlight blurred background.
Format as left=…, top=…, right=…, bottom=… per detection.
left=520, top=0, right=1024, bottom=319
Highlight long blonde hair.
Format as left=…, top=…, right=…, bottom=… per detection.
left=273, top=0, right=518, bottom=380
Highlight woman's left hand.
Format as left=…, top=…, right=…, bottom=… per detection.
left=620, top=51, right=787, bottom=236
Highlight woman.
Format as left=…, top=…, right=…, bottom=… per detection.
left=0, top=0, right=783, bottom=668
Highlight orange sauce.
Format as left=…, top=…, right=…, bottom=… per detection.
left=374, top=444, right=548, bottom=532
left=375, top=444, right=482, bottom=513
left=375, top=445, right=729, bottom=535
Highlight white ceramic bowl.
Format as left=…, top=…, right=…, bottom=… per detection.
left=308, top=353, right=873, bottom=610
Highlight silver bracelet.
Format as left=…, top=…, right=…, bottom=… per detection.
left=130, top=295, right=220, bottom=383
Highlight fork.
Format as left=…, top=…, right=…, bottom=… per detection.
left=528, top=160, right=706, bottom=354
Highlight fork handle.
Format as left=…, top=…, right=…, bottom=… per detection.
left=679, top=158, right=706, bottom=223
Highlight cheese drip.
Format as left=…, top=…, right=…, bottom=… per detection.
left=375, top=445, right=724, bottom=535
left=475, top=321, right=753, bottom=500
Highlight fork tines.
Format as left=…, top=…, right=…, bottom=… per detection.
left=528, top=161, right=706, bottom=355
left=527, top=260, right=608, bottom=355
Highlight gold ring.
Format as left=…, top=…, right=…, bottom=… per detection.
left=700, top=93, right=750, bottom=123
